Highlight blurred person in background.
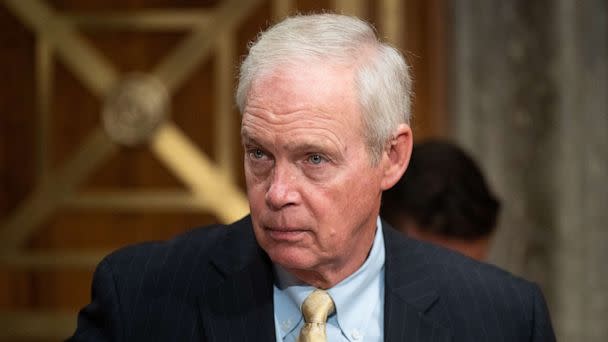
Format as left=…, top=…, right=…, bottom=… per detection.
left=382, top=140, right=500, bottom=261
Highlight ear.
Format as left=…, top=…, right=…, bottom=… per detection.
left=380, top=124, right=413, bottom=191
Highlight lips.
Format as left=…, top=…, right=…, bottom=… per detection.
left=264, top=226, right=308, bottom=241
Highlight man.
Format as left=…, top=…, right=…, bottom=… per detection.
left=70, top=14, right=555, bottom=341
left=382, top=140, right=500, bottom=261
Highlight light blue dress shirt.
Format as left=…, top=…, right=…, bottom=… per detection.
left=273, top=217, right=385, bottom=341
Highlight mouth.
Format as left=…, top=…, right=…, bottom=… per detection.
left=264, top=226, right=308, bottom=241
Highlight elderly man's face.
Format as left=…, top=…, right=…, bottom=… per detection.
left=241, top=63, right=386, bottom=279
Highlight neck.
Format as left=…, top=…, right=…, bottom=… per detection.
left=287, top=265, right=361, bottom=289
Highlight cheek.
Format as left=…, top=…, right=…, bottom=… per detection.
left=245, top=160, right=269, bottom=186
left=305, top=179, right=373, bottom=229
left=329, top=169, right=381, bottom=209
left=245, top=174, right=267, bottom=210
left=320, top=171, right=382, bottom=231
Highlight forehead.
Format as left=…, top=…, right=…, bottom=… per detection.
left=242, top=63, right=362, bottom=136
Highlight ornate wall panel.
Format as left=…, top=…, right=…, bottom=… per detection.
left=0, top=0, right=446, bottom=340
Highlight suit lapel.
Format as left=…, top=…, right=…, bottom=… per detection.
left=383, top=222, right=452, bottom=341
left=196, top=217, right=452, bottom=341
left=198, top=217, right=276, bottom=342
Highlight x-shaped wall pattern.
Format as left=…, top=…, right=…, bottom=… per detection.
left=0, top=0, right=404, bottom=339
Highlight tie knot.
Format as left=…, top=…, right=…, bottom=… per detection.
left=301, top=289, right=335, bottom=324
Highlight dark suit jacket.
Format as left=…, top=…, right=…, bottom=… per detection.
left=69, top=216, right=555, bottom=341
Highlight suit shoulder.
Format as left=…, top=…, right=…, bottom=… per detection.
left=96, top=217, right=253, bottom=297
left=74, top=217, right=256, bottom=340
left=409, top=239, right=541, bottom=319
left=385, top=224, right=536, bottom=296
left=102, top=223, right=228, bottom=268
left=414, top=239, right=533, bottom=288
left=405, top=240, right=554, bottom=339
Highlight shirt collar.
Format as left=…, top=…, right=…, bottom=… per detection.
left=273, top=217, right=386, bottom=340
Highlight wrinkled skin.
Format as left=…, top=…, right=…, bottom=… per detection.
left=241, top=63, right=411, bottom=288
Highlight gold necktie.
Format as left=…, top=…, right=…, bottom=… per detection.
left=298, top=289, right=335, bottom=342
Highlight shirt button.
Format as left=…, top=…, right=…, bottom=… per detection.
left=351, top=330, right=362, bottom=340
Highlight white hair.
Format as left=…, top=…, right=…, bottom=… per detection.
left=236, top=13, right=412, bottom=163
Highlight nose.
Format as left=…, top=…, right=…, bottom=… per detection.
left=265, top=164, right=300, bottom=210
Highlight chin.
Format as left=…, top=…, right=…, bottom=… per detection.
left=264, top=244, right=317, bottom=271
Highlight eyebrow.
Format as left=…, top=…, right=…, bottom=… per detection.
left=283, top=141, right=333, bottom=154
left=240, top=130, right=261, bottom=146
left=241, top=126, right=345, bottom=161
left=242, top=132, right=335, bottom=153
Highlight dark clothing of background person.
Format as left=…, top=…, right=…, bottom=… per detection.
left=382, top=140, right=500, bottom=261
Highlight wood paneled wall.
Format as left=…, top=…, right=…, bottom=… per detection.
left=0, top=1, right=446, bottom=340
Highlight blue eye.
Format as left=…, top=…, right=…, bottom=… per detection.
left=250, top=148, right=265, bottom=159
left=308, top=154, right=324, bottom=165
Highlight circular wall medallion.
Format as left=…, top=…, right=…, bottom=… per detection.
left=102, top=73, right=169, bottom=146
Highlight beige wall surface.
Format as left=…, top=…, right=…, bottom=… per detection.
left=450, top=1, right=607, bottom=341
